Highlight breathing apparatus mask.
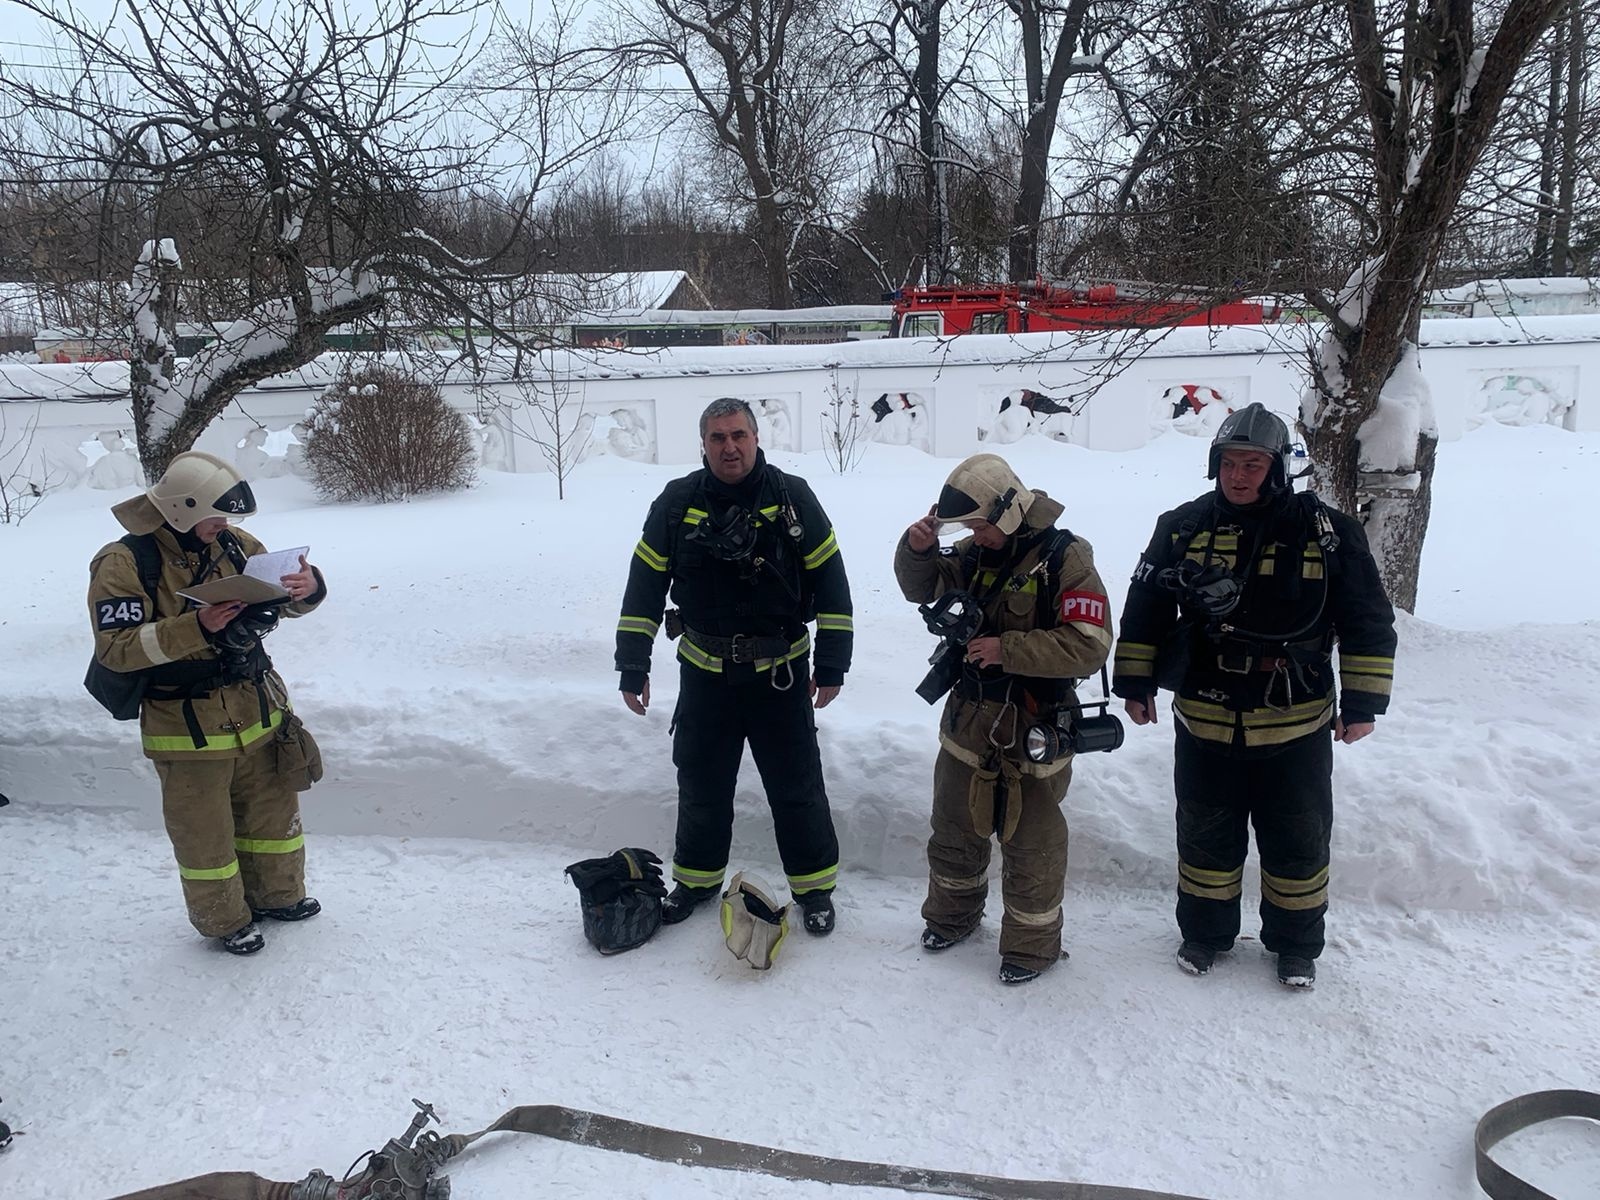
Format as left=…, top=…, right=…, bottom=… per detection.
left=686, top=506, right=758, bottom=563
left=684, top=505, right=772, bottom=587
left=1021, top=665, right=1125, bottom=764
left=210, top=528, right=285, bottom=676
left=915, top=590, right=984, bottom=704
left=1158, top=557, right=1243, bottom=618
left=213, top=600, right=285, bottom=662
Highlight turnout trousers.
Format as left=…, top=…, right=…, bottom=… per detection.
left=923, top=748, right=1071, bottom=972
left=670, top=655, right=840, bottom=897
left=155, top=743, right=307, bottom=938
left=1173, top=723, right=1333, bottom=959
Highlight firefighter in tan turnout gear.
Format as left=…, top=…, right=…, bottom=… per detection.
left=87, top=451, right=327, bottom=955
left=895, top=454, right=1114, bottom=985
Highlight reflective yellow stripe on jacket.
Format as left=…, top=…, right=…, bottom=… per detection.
left=142, top=708, right=284, bottom=754
left=1340, top=653, right=1394, bottom=697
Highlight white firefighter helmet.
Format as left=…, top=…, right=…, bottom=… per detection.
left=720, top=871, right=789, bottom=971
left=934, top=453, right=1034, bottom=537
left=147, top=451, right=257, bottom=532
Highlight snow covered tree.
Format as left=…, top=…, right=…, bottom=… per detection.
left=0, top=0, right=631, bottom=479
left=1304, top=0, right=1569, bottom=611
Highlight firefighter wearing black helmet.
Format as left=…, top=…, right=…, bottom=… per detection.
left=1111, top=404, right=1396, bottom=988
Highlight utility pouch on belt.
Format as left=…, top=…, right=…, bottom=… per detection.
left=273, top=711, right=324, bottom=791
left=969, top=761, right=1023, bottom=843
left=663, top=608, right=684, bottom=640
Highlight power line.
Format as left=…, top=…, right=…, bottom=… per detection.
left=0, top=37, right=1032, bottom=98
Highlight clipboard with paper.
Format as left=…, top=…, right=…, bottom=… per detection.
left=178, top=546, right=309, bottom=606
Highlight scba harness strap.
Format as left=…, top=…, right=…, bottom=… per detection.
left=955, top=526, right=1079, bottom=630
left=946, top=526, right=1082, bottom=717
left=84, top=532, right=276, bottom=746
left=1164, top=493, right=1339, bottom=677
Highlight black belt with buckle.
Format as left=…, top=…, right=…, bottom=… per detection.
left=685, top=628, right=793, bottom=664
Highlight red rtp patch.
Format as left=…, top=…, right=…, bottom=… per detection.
left=1060, top=590, right=1108, bottom=626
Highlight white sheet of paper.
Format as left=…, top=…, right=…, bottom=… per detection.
left=244, top=546, right=309, bottom=585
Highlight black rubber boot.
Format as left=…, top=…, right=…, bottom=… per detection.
left=1277, top=954, right=1316, bottom=988
left=252, top=897, right=322, bottom=923
left=794, top=889, right=836, bottom=936
left=660, top=883, right=719, bottom=925
left=920, top=926, right=974, bottom=953
left=220, top=923, right=265, bottom=955
left=998, top=959, right=1043, bottom=986
left=1177, top=940, right=1218, bottom=976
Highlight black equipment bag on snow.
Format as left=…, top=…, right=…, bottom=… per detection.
left=564, top=848, right=668, bottom=955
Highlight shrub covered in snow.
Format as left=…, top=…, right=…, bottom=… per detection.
left=301, top=367, right=477, bottom=502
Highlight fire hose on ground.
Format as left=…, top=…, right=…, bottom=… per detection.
left=99, top=1090, right=1600, bottom=1200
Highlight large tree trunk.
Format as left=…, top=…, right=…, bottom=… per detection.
left=128, top=242, right=182, bottom=482
left=915, top=3, right=950, bottom=285
left=1005, top=0, right=1095, bottom=283
left=755, top=192, right=794, bottom=307
left=1305, top=0, right=1567, bottom=612
left=1008, top=123, right=1051, bottom=282
left=1553, top=2, right=1585, bottom=273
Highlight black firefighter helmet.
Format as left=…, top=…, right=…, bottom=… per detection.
left=1207, top=402, right=1294, bottom=494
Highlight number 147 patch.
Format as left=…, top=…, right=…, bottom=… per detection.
left=1060, top=590, right=1108, bottom=626
left=96, top=596, right=147, bottom=629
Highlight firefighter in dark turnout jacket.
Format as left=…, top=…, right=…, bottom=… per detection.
left=615, top=399, right=853, bottom=935
left=1111, top=404, right=1396, bottom=987
left=87, top=452, right=327, bottom=955
left=895, top=455, right=1114, bottom=985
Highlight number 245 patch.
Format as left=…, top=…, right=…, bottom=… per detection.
left=96, top=596, right=146, bottom=629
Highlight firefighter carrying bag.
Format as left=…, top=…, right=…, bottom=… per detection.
left=565, top=848, right=668, bottom=954
left=84, top=533, right=163, bottom=720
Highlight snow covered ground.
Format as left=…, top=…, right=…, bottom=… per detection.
left=2, top=422, right=1598, bottom=1199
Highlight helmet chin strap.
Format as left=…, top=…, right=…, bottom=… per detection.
left=215, top=527, right=250, bottom=572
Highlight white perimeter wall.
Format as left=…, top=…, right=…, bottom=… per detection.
left=3, top=314, right=1597, bottom=490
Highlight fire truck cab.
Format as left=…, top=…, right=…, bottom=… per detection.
left=888, top=280, right=1274, bottom=338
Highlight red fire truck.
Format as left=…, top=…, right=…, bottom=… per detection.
left=887, top=279, right=1276, bottom=338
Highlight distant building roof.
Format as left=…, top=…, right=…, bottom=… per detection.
left=1430, top=277, right=1600, bottom=318
left=1433, top=277, right=1600, bottom=302
left=0, top=270, right=700, bottom=338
